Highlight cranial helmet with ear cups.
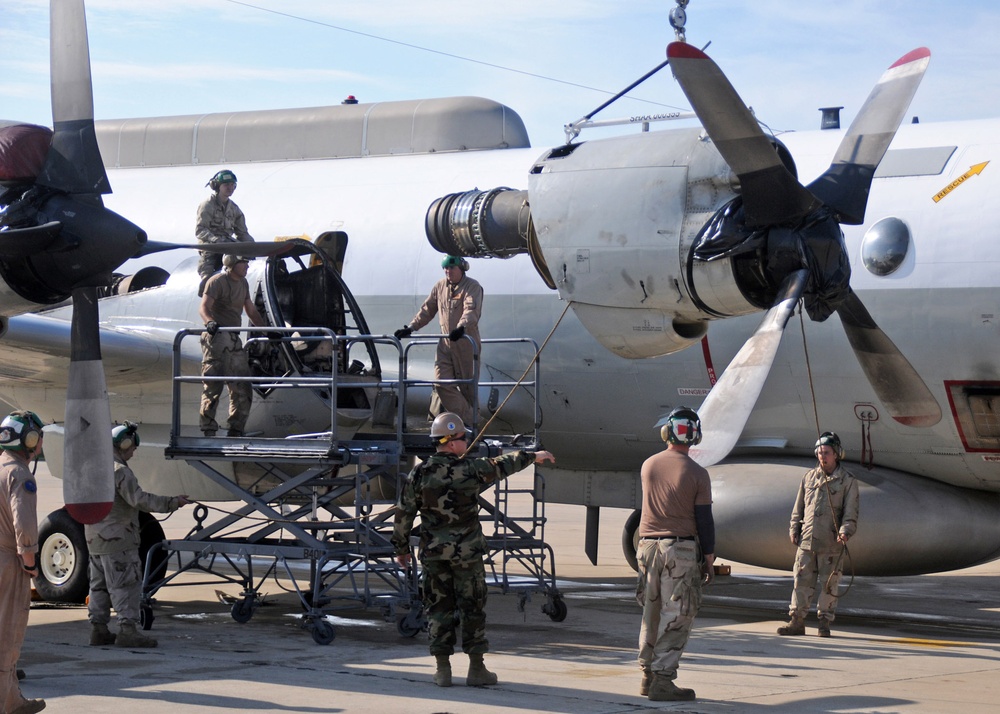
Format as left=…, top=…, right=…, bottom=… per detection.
left=0, top=411, right=44, bottom=451
left=112, top=421, right=140, bottom=451
left=660, top=406, right=702, bottom=446
left=815, top=431, right=844, bottom=460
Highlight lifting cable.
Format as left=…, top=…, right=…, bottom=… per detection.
left=462, top=299, right=574, bottom=457
left=797, top=307, right=855, bottom=599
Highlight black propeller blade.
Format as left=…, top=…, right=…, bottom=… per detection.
left=667, top=43, right=940, bottom=466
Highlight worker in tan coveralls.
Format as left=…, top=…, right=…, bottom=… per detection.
left=394, top=256, right=483, bottom=425
left=199, top=254, right=266, bottom=437
left=0, top=410, right=46, bottom=714
left=195, top=169, right=255, bottom=292
left=777, top=431, right=859, bottom=638
left=87, top=422, right=190, bottom=649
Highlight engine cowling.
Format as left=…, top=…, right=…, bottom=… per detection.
left=425, top=127, right=805, bottom=360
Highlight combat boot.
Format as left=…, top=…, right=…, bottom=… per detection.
left=776, top=614, right=806, bottom=636
left=116, top=622, right=158, bottom=648
left=89, top=622, right=116, bottom=646
left=647, top=673, right=695, bottom=702
left=433, top=654, right=452, bottom=687
left=639, top=668, right=652, bottom=696
left=466, top=653, right=498, bottom=686
left=818, top=617, right=832, bottom=637
left=10, top=698, right=46, bottom=714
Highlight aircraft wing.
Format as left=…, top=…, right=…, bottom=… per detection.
left=0, top=311, right=179, bottom=390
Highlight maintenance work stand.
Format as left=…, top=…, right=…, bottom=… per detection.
left=145, top=298, right=565, bottom=644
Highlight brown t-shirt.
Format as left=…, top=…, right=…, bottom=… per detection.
left=204, top=272, right=250, bottom=327
left=638, top=449, right=712, bottom=538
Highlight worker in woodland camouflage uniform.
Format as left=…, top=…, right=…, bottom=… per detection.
left=86, top=423, right=190, bottom=648
left=392, top=413, right=555, bottom=688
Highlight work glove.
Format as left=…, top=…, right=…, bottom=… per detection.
left=448, top=325, right=465, bottom=341
left=394, top=325, right=413, bottom=339
left=267, top=331, right=284, bottom=342
left=205, top=320, right=219, bottom=336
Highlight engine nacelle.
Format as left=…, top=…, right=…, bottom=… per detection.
left=426, top=127, right=802, bottom=360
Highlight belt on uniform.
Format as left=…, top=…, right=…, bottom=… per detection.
left=641, top=535, right=696, bottom=541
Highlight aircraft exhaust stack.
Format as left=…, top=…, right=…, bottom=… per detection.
left=425, top=187, right=530, bottom=259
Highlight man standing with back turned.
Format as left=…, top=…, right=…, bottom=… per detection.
left=636, top=407, right=714, bottom=702
left=777, top=431, right=858, bottom=638
left=392, top=412, right=555, bottom=689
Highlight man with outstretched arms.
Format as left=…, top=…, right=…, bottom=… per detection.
left=392, top=412, right=555, bottom=689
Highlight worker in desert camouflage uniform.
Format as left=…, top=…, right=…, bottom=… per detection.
left=392, top=412, right=555, bottom=689
left=86, top=422, right=190, bottom=648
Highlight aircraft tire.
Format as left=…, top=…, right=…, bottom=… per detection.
left=36, top=508, right=89, bottom=603
left=621, top=509, right=641, bottom=573
left=138, top=512, right=168, bottom=585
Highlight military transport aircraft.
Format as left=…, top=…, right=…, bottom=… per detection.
left=2, top=1, right=999, bottom=604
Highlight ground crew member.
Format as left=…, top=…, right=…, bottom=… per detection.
left=777, top=431, right=859, bottom=637
left=394, top=255, right=483, bottom=425
left=195, top=169, right=255, bottom=291
left=199, top=254, right=267, bottom=437
left=391, top=412, right=555, bottom=688
left=0, top=410, right=46, bottom=714
left=636, top=407, right=714, bottom=702
left=87, top=422, right=190, bottom=648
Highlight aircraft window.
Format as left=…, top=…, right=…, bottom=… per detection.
left=874, top=146, right=956, bottom=178
left=861, top=217, right=910, bottom=276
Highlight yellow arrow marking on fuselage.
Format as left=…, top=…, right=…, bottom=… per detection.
left=933, top=161, right=989, bottom=203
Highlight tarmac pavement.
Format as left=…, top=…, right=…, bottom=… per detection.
left=15, top=465, right=1000, bottom=713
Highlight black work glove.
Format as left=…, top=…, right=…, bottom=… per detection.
left=394, top=326, right=413, bottom=339
left=448, top=325, right=465, bottom=341
left=267, top=331, right=283, bottom=342
left=205, top=320, right=219, bottom=336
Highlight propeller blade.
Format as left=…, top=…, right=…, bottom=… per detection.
left=135, top=240, right=298, bottom=259
left=667, top=42, right=820, bottom=227
left=690, top=269, right=809, bottom=467
left=36, top=0, right=111, bottom=195
left=0, top=221, right=62, bottom=257
left=807, top=48, right=931, bottom=225
left=836, top=290, right=941, bottom=427
left=63, top=286, right=114, bottom=524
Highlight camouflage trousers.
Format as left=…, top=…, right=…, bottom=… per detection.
left=636, top=538, right=703, bottom=677
left=200, top=331, right=253, bottom=434
left=88, top=549, right=143, bottom=627
left=0, top=551, right=32, bottom=713
left=789, top=547, right=843, bottom=621
left=421, top=558, right=489, bottom=656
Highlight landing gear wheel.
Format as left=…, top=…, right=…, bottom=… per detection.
left=35, top=508, right=89, bottom=603
left=231, top=598, right=255, bottom=624
left=311, top=620, right=335, bottom=645
left=140, top=604, right=155, bottom=631
left=542, top=596, right=568, bottom=622
left=622, top=509, right=641, bottom=573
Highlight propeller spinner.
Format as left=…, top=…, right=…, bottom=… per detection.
left=668, top=43, right=942, bottom=466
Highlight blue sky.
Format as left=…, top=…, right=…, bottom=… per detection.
left=2, top=1, right=999, bottom=149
